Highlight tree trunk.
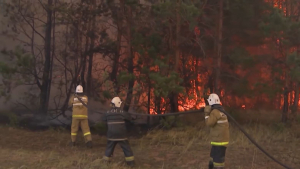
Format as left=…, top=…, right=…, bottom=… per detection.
left=289, top=84, right=294, bottom=107
left=110, top=3, right=123, bottom=94
left=76, top=20, right=83, bottom=86
left=110, top=28, right=121, bottom=94
left=40, top=0, right=53, bottom=114
left=80, top=55, right=87, bottom=89
left=155, top=96, right=162, bottom=114
left=86, top=0, right=96, bottom=96
left=292, top=82, right=299, bottom=114
left=169, top=0, right=181, bottom=113
left=46, top=0, right=56, bottom=110
left=169, top=93, right=179, bottom=112
left=294, top=47, right=300, bottom=114
left=123, top=2, right=134, bottom=112
left=80, top=22, right=91, bottom=90
left=214, top=0, right=223, bottom=95
left=282, top=87, right=289, bottom=123
left=87, top=49, right=94, bottom=96
left=174, top=0, right=180, bottom=71
left=147, top=85, right=151, bottom=127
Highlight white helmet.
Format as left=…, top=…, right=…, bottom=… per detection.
left=111, top=97, right=122, bottom=108
left=207, top=93, right=221, bottom=106
left=76, top=85, right=83, bottom=93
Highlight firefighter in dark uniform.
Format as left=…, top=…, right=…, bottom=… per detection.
left=204, top=93, right=230, bottom=169
left=102, top=97, right=135, bottom=167
left=68, top=85, right=93, bottom=148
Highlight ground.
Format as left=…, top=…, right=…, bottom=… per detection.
left=0, top=122, right=299, bottom=169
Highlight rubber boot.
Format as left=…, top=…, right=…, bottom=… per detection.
left=213, top=167, right=224, bottom=169
left=208, top=161, right=214, bottom=169
left=86, top=141, right=93, bottom=148
left=126, top=161, right=135, bottom=167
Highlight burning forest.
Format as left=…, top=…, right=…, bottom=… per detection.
left=0, top=0, right=299, bottom=120
left=0, top=0, right=300, bottom=168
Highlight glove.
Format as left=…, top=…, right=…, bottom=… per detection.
left=204, top=105, right=211, bottom=119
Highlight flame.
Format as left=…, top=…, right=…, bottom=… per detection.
left=273, top=0, right=287, bottom=15
left=149, top=97, right=166, bottom=114
left=178, top=99, right=205, bottom=111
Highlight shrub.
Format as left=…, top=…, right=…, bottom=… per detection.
left=0, top=111, right=19, bottom=127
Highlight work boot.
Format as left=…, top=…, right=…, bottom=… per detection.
left=126, top=161, right=135, bottom=167
left=86, top=141, right=93, bottom=148
left=69, top=142, right=76, bottom=147
left=208, top=161, right=214, bottom=169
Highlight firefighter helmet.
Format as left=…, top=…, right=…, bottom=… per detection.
left=207, top=93, right=221, bottom=106
left=76, top=85, right=83, bottom=93
left=111, top=97, right=122, bottom=108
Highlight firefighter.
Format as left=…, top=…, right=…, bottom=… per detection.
left=204, top=93, right=230, bottom=169
left=102, top=97, right=135, bottom=167
left=68, top=85, right=93, bottom=148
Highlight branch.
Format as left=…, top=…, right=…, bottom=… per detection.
left=26, top=15, right=47, bottom=24
left=14, top=101, right=33, bottom=112
left=17, top=4, right=45, bottom=40
left=37, top=0, right=47, bottom=11
left=19, top=25, right=32, bottom=40
left=54, top=55, right=73, bottom=73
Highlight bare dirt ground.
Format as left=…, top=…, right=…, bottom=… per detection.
left=0, top=122, right=299, bottom=169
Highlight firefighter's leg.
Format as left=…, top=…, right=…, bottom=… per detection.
left=212, top=146, right=227, bottom=169
left=104, top=140, right=118, bottom=162
left=70, top=119, right=80, bottom=146
left=80, top=119, right=92, bottom=148
left=119, top=140, right=135, bottom=167
left=209, top=146, right=215, bottom=169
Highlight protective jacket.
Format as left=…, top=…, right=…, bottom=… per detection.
left=68, top=94, right=88, bottom=119
left=102, top=108, right=132, bottom=141
left=205, top=104, right=230, bottom=146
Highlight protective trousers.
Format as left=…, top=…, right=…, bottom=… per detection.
left=71, top=119, right=92, bottom=142
left=209, top=146, right=226, bottom=169
left=103, top=140, right=134, bottom=163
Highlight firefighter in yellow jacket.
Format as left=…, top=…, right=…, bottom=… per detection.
left=204, top=93, right=229, bottom=169
left=68, top=85, right=92, bottom=148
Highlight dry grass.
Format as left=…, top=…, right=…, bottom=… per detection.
left=0, top=122, right=299, bottom=169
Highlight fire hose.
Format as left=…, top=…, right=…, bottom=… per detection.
left=74, top=95, right=293, bottom=169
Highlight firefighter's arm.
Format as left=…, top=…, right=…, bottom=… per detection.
left=204, top=105, right=211, bottom=116
left=68, top=95, right=74, bottom=107
left=205, top=110, right=220, bottom=127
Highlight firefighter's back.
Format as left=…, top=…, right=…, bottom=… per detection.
left=105, top=108, right=129, bottom=140
left=72, top=94, right=88, bottom=119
